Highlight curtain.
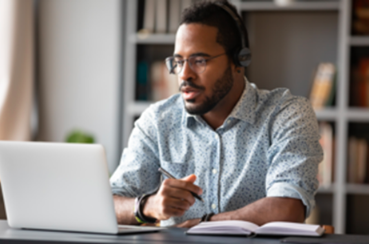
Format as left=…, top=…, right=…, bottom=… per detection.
left=0, top=0, right=34, bottom=141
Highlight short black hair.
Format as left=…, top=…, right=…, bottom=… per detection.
left=180, top=0, right=248, bottom=65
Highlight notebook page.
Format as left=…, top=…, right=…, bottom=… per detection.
left=255, top=222, right=324, bottom=236
left=187, top=220, right=259, bottom=235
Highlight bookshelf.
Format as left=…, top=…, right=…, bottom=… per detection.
left=121, top=0, right=369, bottom=234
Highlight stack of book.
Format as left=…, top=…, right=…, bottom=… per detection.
left=140, top=0, right=192, bottom=35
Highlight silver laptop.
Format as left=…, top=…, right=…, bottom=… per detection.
left=0, top=141, right=160, bottom=235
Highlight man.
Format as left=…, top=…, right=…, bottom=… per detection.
left=110, top=0, right=323, bottom=228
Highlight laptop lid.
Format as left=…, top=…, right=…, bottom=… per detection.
left=0, top=141, right=158, bottom=234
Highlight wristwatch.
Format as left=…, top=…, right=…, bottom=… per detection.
left=134, top=194, right=157, bottom=224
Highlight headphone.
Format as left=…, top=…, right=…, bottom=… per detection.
left=214, top=2, right=252, bottom=67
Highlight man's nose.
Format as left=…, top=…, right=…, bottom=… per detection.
left=179, top=60, right=197, bottom=82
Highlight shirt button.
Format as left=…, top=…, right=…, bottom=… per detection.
left=212, top=169, right=217, bottom=174
left=211, top=204, right=216, bottom=210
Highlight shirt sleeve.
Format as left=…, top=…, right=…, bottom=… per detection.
left=265, top=95, right=323, bottom=218
left=110, top=107, right=161, bottom=197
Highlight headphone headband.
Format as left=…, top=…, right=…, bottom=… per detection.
left=214, top=2, right=251, bottom=67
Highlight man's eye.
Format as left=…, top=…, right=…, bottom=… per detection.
left=194, top=59, right=206, bottom=65
left=175, top=60, right=184, bottom=65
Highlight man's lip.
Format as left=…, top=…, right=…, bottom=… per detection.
left=181, top=88, right=201, bottom=100
left=181, top=87, right=199, bottom=93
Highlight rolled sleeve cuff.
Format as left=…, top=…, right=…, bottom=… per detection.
left=110, top=181, right=137, bottom=198
left=267, top=182, right=315, bottom=218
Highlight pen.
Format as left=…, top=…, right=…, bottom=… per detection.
left=158, top=167, right=204, bottom=202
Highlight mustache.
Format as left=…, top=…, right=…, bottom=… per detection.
left=179, top=80, right=205, bottom=91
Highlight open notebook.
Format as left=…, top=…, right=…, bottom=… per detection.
left=187, top=220, right=325, bottom=236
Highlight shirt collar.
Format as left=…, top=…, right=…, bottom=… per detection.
left=181, top=77, right=257, bottom=127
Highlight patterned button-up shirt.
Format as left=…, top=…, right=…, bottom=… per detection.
left=110, top=79, right=323, bottom=226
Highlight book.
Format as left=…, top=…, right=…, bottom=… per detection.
left=155, top=0, right=167, bottom=33
left=359, top=58, right=369, bottom=107
left=309, top=63, right=336, bottom=110
left=347, top=137, right=368, bottom=184
left=352, top=0, right=369, bottom=35
left=168, top=0, right=181, bottom=33
left=150, top=61, right=179, bottom=101
left=348, top=137, right=358, bottom=183
left=357, top=138, right=367, bottom=184
left=136, top=61, right=149, bottom=101
left=142, top=0, right=156, bottom=34
left=317, top=122, right=333, bottom=187
left=186, top=220, right=325, bottom=236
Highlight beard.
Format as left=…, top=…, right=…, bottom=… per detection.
left=183, top=65, right=234, bottom=115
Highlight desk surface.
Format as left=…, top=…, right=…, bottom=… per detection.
left=0, top=220, right=368, bottom=244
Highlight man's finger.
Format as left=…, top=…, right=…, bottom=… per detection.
left=160, top=186, right=196, bottom=206
left=163, top=178, right=203, bottom=196
left=181, top=174, right=197, bottom=183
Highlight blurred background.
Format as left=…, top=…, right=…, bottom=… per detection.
left=1, top=0, right=369, bottom=235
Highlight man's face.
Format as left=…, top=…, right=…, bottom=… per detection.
left=174, top=23, right=235, bottom=115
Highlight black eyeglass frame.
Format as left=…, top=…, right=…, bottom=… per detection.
left=165, top=53, right=226, bottom=75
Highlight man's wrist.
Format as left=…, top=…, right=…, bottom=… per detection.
left=142, top=194, right=156, bottom=220
left=134, top=194, right=157, bottom=224
left=200, top=213, right=215, bottom=222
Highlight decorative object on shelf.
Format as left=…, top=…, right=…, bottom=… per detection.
left=65, top=130, right=95, bottom=144
left=309, top=63, right=336, bottom=110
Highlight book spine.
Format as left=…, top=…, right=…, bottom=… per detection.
left=348, top=137, right=358, bottom=183
left=143, top=0, right=156, bottom=33
left=155, top=0, right=167, bottom=33
left=136, top=61, right=149, bottom=101
left=168, top=0, right=181, bottom=33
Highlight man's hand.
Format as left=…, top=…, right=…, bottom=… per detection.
left=176, top=218, right=201, bottom=228
left=142, top=174, right=203, bottom=220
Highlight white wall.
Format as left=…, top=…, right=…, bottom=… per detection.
left=37, top=0, right=122, bottom=173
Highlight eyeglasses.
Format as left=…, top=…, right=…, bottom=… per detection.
left=165, top=53, right=226, bottom=75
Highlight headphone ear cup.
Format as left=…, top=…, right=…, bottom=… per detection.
left=237, top=47, right=251, bottom=67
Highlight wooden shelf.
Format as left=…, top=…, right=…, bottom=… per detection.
left=350, top=36, right=369, bottom=46
left=346, top=184, right=369, bottom=195
left=315, top=108, right=338, bottom=121
left=347, top=109, right=369, bottom=121
left=239, top=1, right=340, bottom=11
left=318, top=184, right=335, bottom=194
